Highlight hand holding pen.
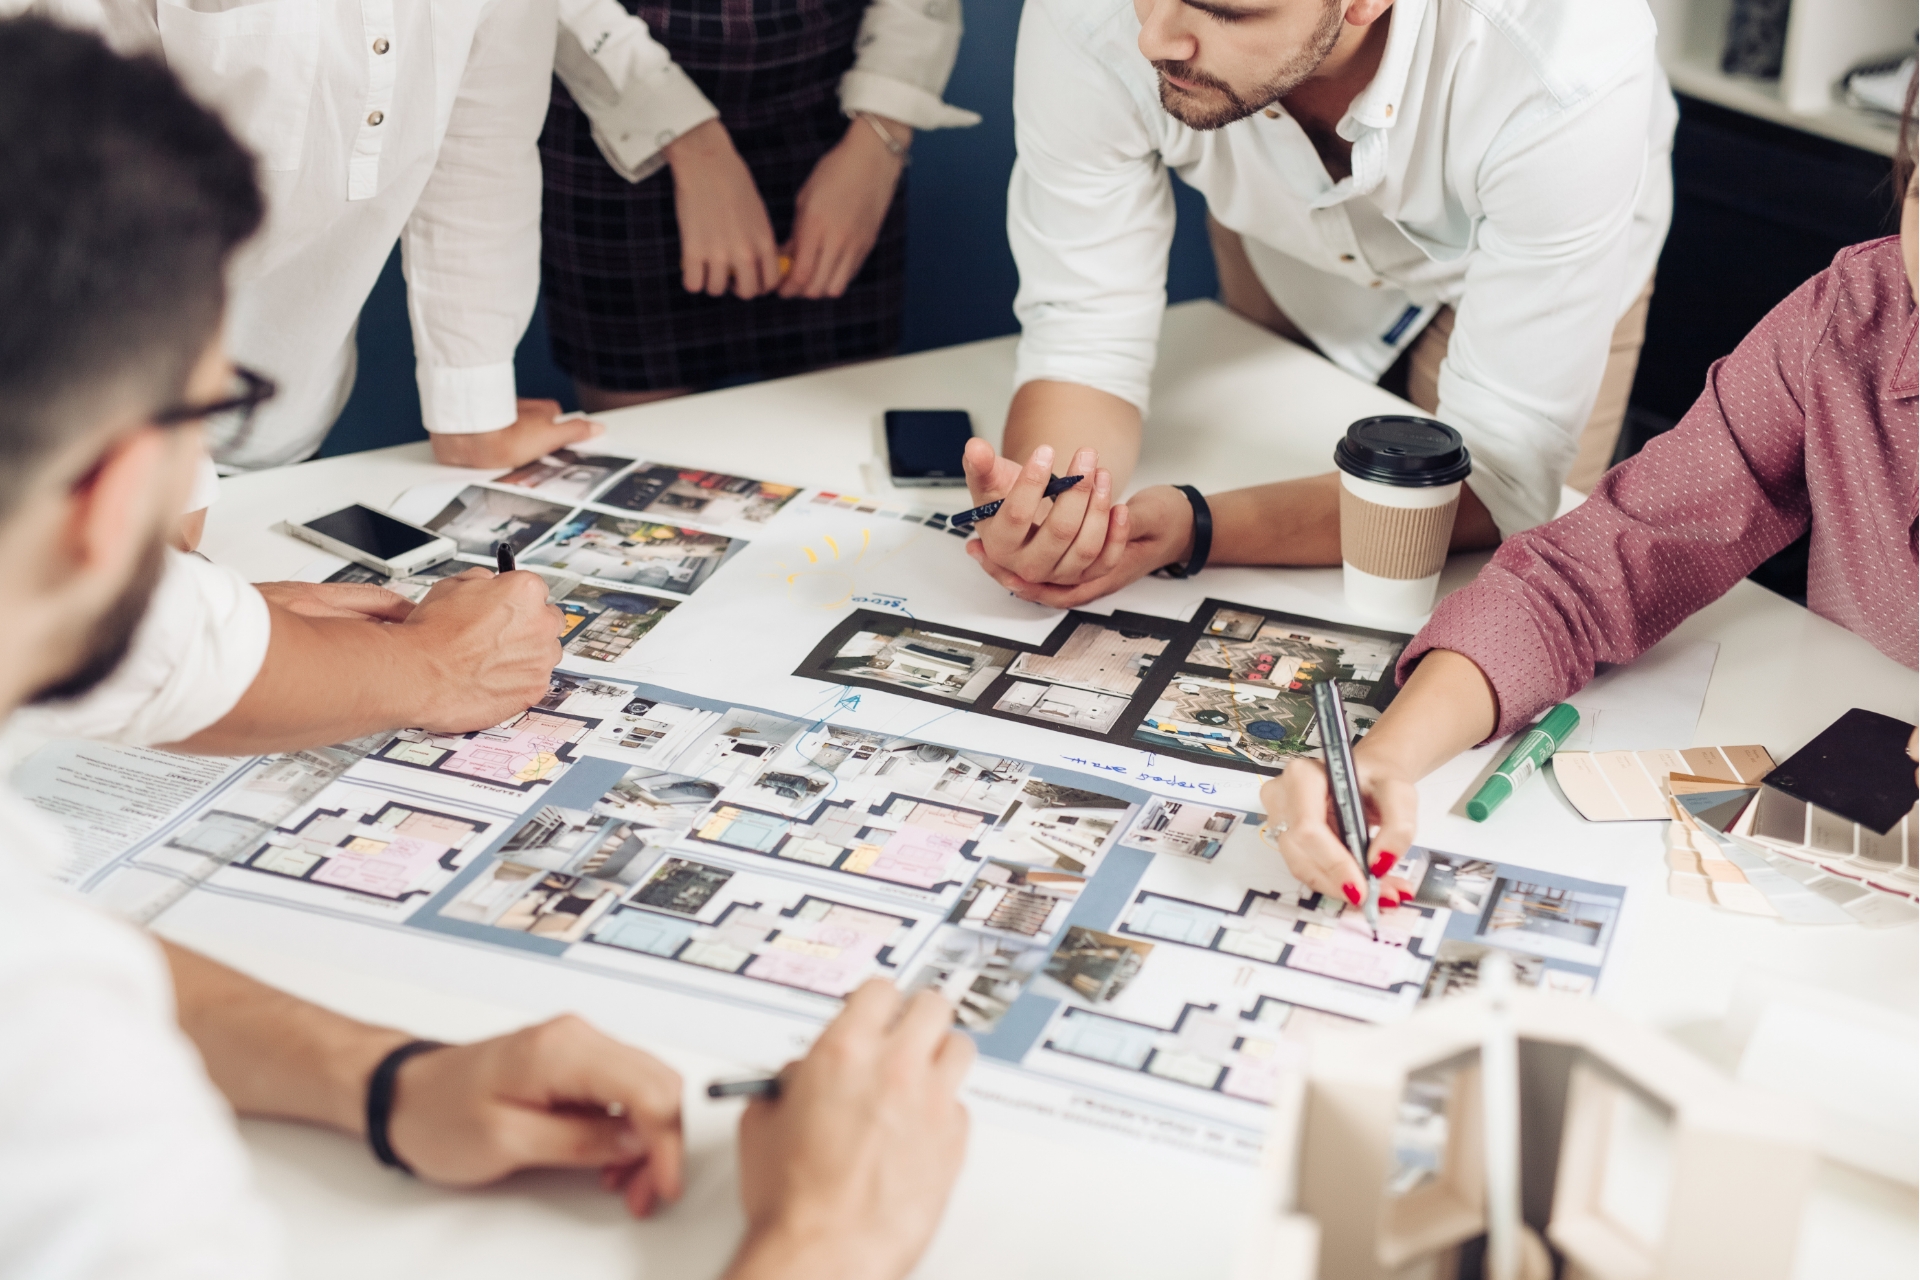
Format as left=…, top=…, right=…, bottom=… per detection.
left=1255, top=690, right=1418, bottom=912
left=954, top=439, right=1131, bottom=594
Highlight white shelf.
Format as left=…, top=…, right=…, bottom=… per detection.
left=1664, top=52, right=1901, bottom=156
left=1649, top=0, right=1910, bottom=159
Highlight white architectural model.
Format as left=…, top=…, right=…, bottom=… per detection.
left=1283, top=985, right=1817, bottom=1280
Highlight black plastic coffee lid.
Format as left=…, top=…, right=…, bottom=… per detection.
left=1334, top=416, right=1472, bottom=487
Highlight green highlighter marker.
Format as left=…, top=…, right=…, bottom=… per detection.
left=1467, top=702, right=1581, bottom=822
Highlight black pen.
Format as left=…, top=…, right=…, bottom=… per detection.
left=707, top=1077, right=781, bottom=1100
left=1311, top=679, right=1380, bottom=940
left=947, top=474, right=1084, bottom=529
left=495, top=540, right=516, bottom=573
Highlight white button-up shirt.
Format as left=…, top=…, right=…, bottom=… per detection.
left=5, top=551, right=271, bottom=756
left=1008, top=0, right=1676, bottom=535
left=13, top=0, right=557, bottom=468
left=0, top=786, right=287, bottom=1280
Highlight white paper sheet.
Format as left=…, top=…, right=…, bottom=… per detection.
left=1560, top=638, right=1720, bottom=751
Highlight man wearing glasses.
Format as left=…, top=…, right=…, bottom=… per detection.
left=8, top=351, right=566, bottom=757
left=0, top=22, right=973, bottom=1279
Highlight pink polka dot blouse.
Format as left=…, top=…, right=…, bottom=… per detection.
left=1404, top=236, right=1919, bottom=739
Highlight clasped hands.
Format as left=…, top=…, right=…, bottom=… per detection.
left=957, top=438, right=1191, bottom=607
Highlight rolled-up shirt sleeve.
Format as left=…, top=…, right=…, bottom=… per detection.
left=1007, top=0, right=1174, bottom=415
left=1402, top=261, right=1824, bottom=740
left=553, top=0, right=718, bottom=184
left=838, top=0, right=979, bottom=130
left=10, top=551, right=272, bottom=747
left=1436, top=61, right=1661, bottom=537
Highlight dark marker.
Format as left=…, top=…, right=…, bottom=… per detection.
left=495, top=540, right=516, bottom=574
left=947, top=474, right=1084, bottom=530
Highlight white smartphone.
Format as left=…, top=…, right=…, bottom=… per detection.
left=289, top=504, right=458, bottom=578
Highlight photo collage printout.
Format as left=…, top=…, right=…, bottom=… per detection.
left=61, top=664, right=1624, bottom=1146
left=795, top=601, right=1415, bottom=776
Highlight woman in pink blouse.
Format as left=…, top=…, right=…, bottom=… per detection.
left=1266, top=133, right=1919, bottom=903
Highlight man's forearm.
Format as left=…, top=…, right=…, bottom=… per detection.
left=1205, top=475, right=1502, bottom=567
left=161, top=940, right=406, bottom=1134
left=1001, top=381, right=1143, bottom=491
left=169, top=604, right=431, bottom=755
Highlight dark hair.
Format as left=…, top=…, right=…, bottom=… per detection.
left=0, top=16, right=263, bottom=515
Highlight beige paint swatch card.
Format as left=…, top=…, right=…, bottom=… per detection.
left=1552, top=744, right=1775, bottom=822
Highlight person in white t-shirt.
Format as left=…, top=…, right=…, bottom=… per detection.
left=0, top=21, right=972, bottom=1279
left=956, top=0, right=1675, bottom=606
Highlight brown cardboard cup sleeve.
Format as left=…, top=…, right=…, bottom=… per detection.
left=1339, top=489, right=1460, bottom=581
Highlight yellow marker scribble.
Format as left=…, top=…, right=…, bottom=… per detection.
left=779, top=524, right=916, bottom=609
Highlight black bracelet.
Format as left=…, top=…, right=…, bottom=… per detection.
left=366, top=1039, right=445, bottom=1174
left=1157, top=485, right=1212, bottom=579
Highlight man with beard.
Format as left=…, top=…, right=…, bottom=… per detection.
left=0, top=20, right=972, bottom=1278
left=958, top=0, right=1675, bottom=606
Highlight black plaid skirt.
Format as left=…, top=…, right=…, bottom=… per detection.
left=540, top=0, right=907, bottom=392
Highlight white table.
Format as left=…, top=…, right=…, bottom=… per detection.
left=194, top=300, right=1919, bottom=1279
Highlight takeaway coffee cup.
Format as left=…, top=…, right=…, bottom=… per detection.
left=1334, top=416, right=1472, bottom=619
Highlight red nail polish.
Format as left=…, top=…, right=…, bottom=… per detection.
left=1372, top=852, right=1398, bottom=877
left=1342, top=883, right=1362, bottom=906
left=1399, top=890, right=1415, bottom=904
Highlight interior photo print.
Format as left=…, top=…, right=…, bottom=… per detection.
left=525, top=512, right=744, bottom=594
left=596, top=464, right=802, bottom=527
left=1132, top=603, right=1412, bottom=772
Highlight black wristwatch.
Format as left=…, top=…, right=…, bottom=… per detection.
left=1157, top=485, right=1212, bottom=579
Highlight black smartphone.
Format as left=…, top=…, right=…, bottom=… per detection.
left=884, top=409, right=974, bottom=487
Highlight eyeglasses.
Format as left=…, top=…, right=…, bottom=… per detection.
left=153, top=365, right=277, bottom=455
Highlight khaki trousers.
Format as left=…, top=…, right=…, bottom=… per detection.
left=1208, top=217, right=1655, bottom=493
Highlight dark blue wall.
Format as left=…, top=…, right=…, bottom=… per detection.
left=317, top=0, right=1219, bottom=458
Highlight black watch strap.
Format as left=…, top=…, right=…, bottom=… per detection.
left=366, top=1039, right=446, bottom=1174
left=1158, top=485, right=1212, bottom=579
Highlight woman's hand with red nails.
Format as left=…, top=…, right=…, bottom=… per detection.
left=1259, top=756, right=1417, bottom=907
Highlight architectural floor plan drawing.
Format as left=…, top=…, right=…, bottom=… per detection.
left=373, top=707, right=598, bottom=791
left=55, top=660, right=1625, bottom=1151
left=201, top=779, right=507, bottom=921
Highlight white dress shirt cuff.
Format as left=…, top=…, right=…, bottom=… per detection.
left=575, top=60, right=719, bottom=184
left=838, top=70, right=979, bottom=130
left=418, top=361, right=519, bottom=435
left=8, top=551, right=272, bottom=748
